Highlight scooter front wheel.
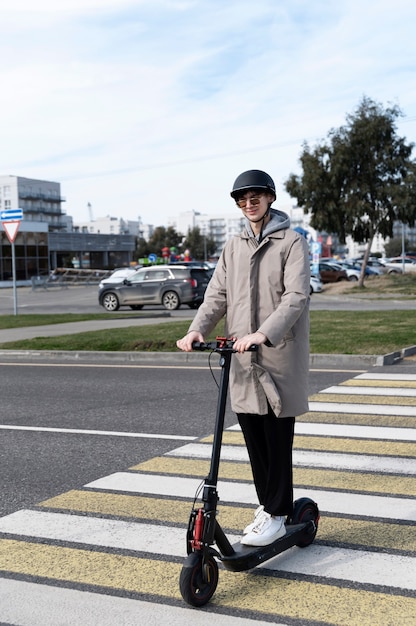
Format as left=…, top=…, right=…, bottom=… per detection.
left=179, top=552, right=219, bottom=607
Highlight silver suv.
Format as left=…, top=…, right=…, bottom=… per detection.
left=98, top=264, right=211, bottom=311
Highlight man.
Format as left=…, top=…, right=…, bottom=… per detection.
left=176, top=169, right=310, bottom=546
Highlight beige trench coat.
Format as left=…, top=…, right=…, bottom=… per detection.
left=188, top=226, right=310, bottom=417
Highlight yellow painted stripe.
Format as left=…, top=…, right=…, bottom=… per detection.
left=131, top=455, right=250, bottom=480
left=127, top=457, right=416, bottom=496
left=0, top=538, right=181, bottom=597
left=38, top=490, right=416, bottom=552
left=309, top=393, right=416, bottom=406
left=201, top=431, right=416, bottom=457
left=0, top=540, right=414, bottom=626
left=341, top=379, right=416, bottom=389
left=300, top=412, right=415, bottom=428
left=293, top=435, right=416, bottom=457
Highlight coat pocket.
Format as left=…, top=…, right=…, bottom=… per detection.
left=252, top=363, right=282, bottom=416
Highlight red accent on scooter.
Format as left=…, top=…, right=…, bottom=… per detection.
left=191, top=509, right=204, bottom=550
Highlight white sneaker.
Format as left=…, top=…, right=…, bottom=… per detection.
left=243, top=505, right=265, bottom=535
left=241, top=513, right=286, bottom=546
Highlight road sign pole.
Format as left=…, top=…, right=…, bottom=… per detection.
left=1, top=208, right=23, bottom=315
left=11, top=241, right=18, bottom=315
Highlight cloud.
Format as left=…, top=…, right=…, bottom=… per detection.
left=1, top=0, right=416, bottom=227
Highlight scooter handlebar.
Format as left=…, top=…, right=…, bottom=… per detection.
left=191, top=340, right=258, bottom=352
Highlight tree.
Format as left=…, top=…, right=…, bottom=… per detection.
left=384, top=237, right=409, bottom=258
left=285, top=96, right=416, bottom=286
left=182, top=226, right=217, bottom=260
left=135, top=225, right=183, bottom=260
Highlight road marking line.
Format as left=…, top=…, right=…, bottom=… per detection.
left=308, top=401, right=416, bottom=416
left=300, top=411, right=415, bottom=428
left=85, top=472, right=416, bottom=521
left=321, top=385, right=416, bottom=397
left=38, top=490, right=416, bottom=551
left=0, top=579, right=276, bottom=626
left=1, top=540, right=414, bottom=626
left=167, top=442, right=416, bottom=474
left=309, top=394, right=416, bottom=405
left=341, top=379, right=416, bottom=388
left=0, top=361, right=216, bottom=370
left=0, top=511, right=415, bottom=591
left=0, top=361, right=364, bottom=374
left=207, top=431, right=416, bottom=456
left=356, top=373, right=416, bottom=381
left=228, top=422, right=416, bottom=441
left=0, top=424, right=196, bottom=441
left=132, top=456, right=416, bottom=496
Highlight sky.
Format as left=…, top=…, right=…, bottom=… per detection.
left=1, top=0, right=416, bottom=229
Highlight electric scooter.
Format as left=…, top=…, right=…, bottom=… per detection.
left=179, top=338, right=320, bottom=607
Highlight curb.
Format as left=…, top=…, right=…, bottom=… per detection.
left=0, top=347, right=415, bottom=367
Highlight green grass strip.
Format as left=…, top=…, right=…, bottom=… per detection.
left=0, top=311, right=414, bottom=354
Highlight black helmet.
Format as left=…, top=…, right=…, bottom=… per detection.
left=230, top=169, right=276, bottom=201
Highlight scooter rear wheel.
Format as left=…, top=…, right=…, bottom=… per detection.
left=290, top=497, right=319, bottom=548
left=179, top=553, right=219, bottom=607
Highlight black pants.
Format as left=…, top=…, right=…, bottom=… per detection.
left=237, top=408, right=295, bottom=517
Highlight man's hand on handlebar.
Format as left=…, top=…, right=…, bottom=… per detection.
left=176, top=330, right=205, bottom=352
left=177, top=330, right=267, bottom=353
left=232, top=331, right=267, bottom=353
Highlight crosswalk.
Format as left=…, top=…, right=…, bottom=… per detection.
left=0, top=371, right=415, bottom=625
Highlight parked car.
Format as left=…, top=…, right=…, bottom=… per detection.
left=355, top=259, right=388, bottom=275
left=310, top=275, right=323, bottom=294
left=332, top=262, right=361, bottom=281
left=382, top=257, right=416, bottom=273
left=312, top=262, right=348, bottom=283
left=336, top=261, right=378, bottom=280
left=98, top=264, right=212, bottom=311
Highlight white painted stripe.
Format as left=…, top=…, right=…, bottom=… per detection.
left=228, top=422, right=416, bottom=442
left=167, top=443, right=416, bottom=475
left=356, top=373, right=416, bottom=381
left=0, top=424, right=196, bottom=441
left=308, top=401, right=416, bottom=416
left=2, top=422, right=415, bottom=443
left=0, top=361, right=216, bottom=371
left=0, top=579, right=277, bottom=626
left=296, top=449, right=416, bottom=474
left=0, top=509, right=190, bottom=557
left=85, top=472, right=416, bottom=521
left=260, top=543, right=416, bottom=591
left=0, top=510, right=414, bottom=592
left=321, top=385, right=416, bottom=397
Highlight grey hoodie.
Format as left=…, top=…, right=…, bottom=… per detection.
left=244, top=208, right=291, bottom=241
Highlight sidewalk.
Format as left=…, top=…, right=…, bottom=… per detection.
left=0, top=315, right=174, bottom=344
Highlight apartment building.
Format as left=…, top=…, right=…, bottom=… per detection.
left=0, top=175, right=66, bottom=231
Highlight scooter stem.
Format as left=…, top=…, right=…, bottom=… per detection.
left=206, top=350, right=232, bottom=487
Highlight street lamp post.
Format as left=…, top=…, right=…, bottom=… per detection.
left=203, top=226, right=207, bottom=261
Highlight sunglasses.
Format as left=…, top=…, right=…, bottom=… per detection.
left=235, top=194, right=264, bottom=208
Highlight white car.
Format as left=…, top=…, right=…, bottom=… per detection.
left=310, top=275, right=323, bottom=294
left=98, top=267, right=138, bottom=289
left=382, top=257, right=416, bottom=273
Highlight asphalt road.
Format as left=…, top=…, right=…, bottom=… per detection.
left=0, top=358, right=356, bottom=518
left=0, top=286, right=415, bottom=625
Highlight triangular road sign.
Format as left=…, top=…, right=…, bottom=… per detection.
left=2, top=220, right=21, bottom=243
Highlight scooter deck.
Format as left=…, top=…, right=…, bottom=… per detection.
left=218, top=522, right=313, bottom=572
